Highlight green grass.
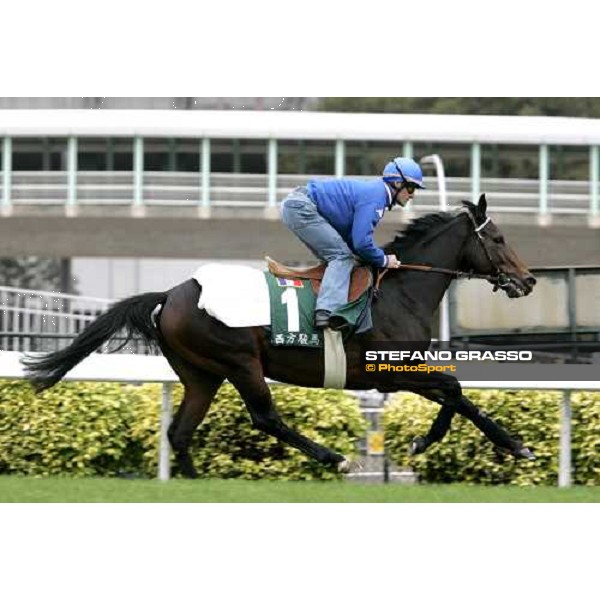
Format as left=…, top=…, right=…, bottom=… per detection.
left=1, top=476, right=599, bottom=502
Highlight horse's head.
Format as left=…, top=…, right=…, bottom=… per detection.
left=459, top=194, right=536, bottom=298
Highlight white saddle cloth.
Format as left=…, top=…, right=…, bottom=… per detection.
left=192, top=264, right=271, bottom=327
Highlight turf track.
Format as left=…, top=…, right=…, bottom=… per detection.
left=1, top=476, right=599, bottom=502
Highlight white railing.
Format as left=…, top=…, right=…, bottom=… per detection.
left=1, top=350, right=598, bottom=486
left=1, top=171, right=597, bottom=218
left=0, top=286, right=112, bottom=352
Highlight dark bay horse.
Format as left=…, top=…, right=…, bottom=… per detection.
left=22, top=194, right=537, bottom=478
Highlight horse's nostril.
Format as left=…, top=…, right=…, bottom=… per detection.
left=525, top=276, right=537, bottom=287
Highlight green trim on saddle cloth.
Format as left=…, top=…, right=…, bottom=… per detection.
left=330, top=294, right=369, bottom=328
left=264, top=272, right=369, bottom=348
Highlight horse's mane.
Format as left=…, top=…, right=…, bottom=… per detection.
left=383, top=210, right=458, bottom=254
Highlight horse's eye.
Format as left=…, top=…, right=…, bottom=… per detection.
left=493, top=236, right=504, bottom=244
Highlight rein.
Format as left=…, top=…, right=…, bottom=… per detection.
left=376, top=264, right=509, bottom=293
left=394, top=262, right=501, bottom=283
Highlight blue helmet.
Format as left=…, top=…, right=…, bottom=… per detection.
left=382, top=157, right=426, bottom=189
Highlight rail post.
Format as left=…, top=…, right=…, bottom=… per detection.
left=421, top=154, right=450, bottom=346
left=158, top=382, right=173, bottom=481
left=382, top=393, right=390, bottom=483
left=558, top=389, right=572, bottom=488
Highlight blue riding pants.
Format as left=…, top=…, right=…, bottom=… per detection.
left=280, top=187, right=355, bottom=314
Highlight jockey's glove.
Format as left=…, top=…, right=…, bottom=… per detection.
left=385, top=254, right=402, bottom=269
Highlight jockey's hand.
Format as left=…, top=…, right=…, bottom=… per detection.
left=386, top=254, right=401, bottom=269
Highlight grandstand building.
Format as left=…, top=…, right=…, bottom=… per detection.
left=0, top=104, right=598, bottom=299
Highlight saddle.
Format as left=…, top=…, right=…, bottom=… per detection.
left=265, top=256, right=373, bottom=303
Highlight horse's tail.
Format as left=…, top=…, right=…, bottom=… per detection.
left=21, top=291, right=168, bottom=393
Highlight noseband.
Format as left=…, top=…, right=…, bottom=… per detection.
left=460, top=208, right=512, bottom=291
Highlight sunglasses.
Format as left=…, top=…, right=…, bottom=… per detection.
left=392, top=159, right=418, bottom=194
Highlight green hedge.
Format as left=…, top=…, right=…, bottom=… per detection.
left=0, top=381, right=366, bottom=479
left=571, top=392, right=600, bottom=485
left=0, top=381, right=143, bottom=476
left=383, top=390, right=600, bottom=486
left=4, top=380, right=596, bottom=485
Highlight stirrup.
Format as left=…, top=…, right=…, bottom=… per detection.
left=328, top=315, right=350, bottom=331
left=314, top=310, right=331, bottom=329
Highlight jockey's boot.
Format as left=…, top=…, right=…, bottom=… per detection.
left=314, top=309, right=331, bottom=329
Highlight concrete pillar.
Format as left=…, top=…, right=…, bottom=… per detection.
left=133, top=136, right=145, bottom=217
left=335, top=139, right=345, bottom=178
left=266, top=138, right=278, bottom=217
left=199, top=137, right=211, bottom=218
left=2, top=137, right=12, bottom=216
left=403, top=142, right=415, bottom=218
left=66, top=136, right=78, bottom=217
left=590, top=145, right=599, bottom=227
left=471, top=142, right=481, bottom=202
left=538, top=144, right=551, bottom=226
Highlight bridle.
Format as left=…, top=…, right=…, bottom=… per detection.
left=388, top=209, right=513, bottom=291
left=460, top=207, right=512, bottom=291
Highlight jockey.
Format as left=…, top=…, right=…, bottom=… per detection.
left=280, top=156, right=425, bottom=329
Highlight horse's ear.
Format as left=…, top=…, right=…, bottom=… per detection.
left=477, top=193, right=487, bottom=216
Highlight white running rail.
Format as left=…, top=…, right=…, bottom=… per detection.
left=0, top=286, right=112, bottom=352
left=1, top=350, right=598, bottom=486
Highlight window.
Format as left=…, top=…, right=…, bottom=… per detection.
left=12, top=138, right=67, bottom=171
left=78, top=138, right=108, bottom=171
left=345, top=141, right=401, bottom=177
left=481, top=145, right=539, bottom=179
left=211, top=139, right=267, bottom=174
left=278, top=140, right=335, bottom=175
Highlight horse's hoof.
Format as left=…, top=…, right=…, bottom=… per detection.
left=337, top=458, right=363, bottom=474
left=408, top=436, right=427, bottom=456
left=514, top=446, right=536, bottom=461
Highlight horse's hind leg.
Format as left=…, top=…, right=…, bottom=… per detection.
left=164, top=353, right=224, bottom=478
left=229, top=361, right=347, bottom=469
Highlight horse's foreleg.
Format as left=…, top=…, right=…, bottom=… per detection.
left=454, top=394, right=535, bottom=459
left=429, top=376, right=533, bottom=458
left=380, top=376, right=459, bottom=455
left=388, top=373, right=534, bottom=459
left=230, top=365, right=347, bottom=469
left=409, top=404, right=456, bottom=455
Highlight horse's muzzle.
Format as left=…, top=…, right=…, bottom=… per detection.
left=503, top=273, right=536, bottom=298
